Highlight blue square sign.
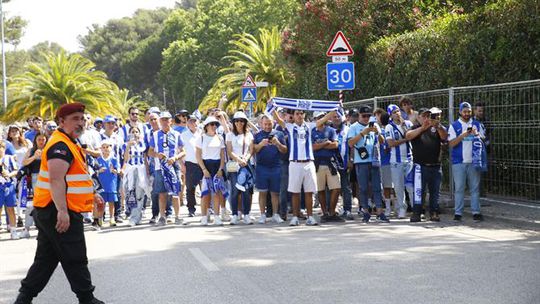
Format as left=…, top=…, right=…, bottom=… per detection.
left=241, top=87, right=257, bottom=102
left=326, top=62, right=355, bottom=91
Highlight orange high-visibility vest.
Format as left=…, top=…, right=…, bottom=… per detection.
left=33, top=130, right=94, bottom=213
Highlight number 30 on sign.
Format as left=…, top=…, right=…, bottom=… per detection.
left=326, top=62, right=355, bottom=91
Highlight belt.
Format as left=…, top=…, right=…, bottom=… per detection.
left=422, top=163, right=441, bottom=167
left=291, top=160, right=311, bottom=163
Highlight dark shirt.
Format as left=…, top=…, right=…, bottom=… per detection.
left=46, top=129, right=78, bottom=164
left=254, top=130, right=285, bottom=167
left=311, top=125, right=337, bottom=165
left=275, top=125, right=289, bottom=163
left=410, top=124, right=443, bottom=165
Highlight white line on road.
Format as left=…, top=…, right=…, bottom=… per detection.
left=189, top=248, right=219, bottom=271
left=482, top=197, right=540, bottom=209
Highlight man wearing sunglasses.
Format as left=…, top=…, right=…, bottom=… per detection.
left=119, top=107, right=147, bottom=144
left=173, top=110, right=189, bottom=134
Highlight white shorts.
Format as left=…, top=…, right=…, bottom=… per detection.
left=288, top=161, right=318, bottom=193
left=380, top=165, right=393, bottom=188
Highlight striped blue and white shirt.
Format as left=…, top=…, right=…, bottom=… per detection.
left=149, top=129, right=183, bottom=170
left=285, top=122, right=315, bottom=161
left=448, top=118, right=485, bottom=164
left=121, top=141, right=147, bottom=166
left=118, top=122, right=148, bottom=143
left=384, top=120, right=413, bottom=164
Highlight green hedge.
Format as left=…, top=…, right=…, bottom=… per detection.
left=358, top=0, right=540, bottom=98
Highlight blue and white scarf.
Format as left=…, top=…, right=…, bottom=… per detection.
left=161, top=160, right=180, bottom=195
left=201, top=175, right=229, bottom=199
left=472, top=137, right=488, bottom=172
left=405, top=163, right=422, bottom=205
left=266, top=97, right=344, bottom=117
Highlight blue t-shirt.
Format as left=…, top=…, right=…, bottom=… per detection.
left=311, top=126, right=337, bottom=164
left=173, top=125, right=187, bottom=134
left=97, top=156, right=119, bottom=193
left=24, top=129, right=37, bottom=142
left=4, top=140, right=15, bottom=156
left=347, top=122, right=380, bottom=164
left=275, top=125, right=289, bottom=163
left=254, top=130, right=285, bottom=167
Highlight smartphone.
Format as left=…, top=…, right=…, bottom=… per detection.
left=368, top=122, right=374, bottom=127
left=268, top=134, right=274, bottom=141
left=81, top=144, right=88, bottom=149
left=467, top=126, right=473, bottom=132
left=430, top=113, right=438, bottom=119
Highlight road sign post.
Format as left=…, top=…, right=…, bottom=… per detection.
left=241, top=74, right=257, bottom=118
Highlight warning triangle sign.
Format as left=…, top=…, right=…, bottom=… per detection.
left=242, top=74, right=257, bottom=87
left=326, top=31, right=354, bottom=56
left=243, top=89, right=256, bottom=101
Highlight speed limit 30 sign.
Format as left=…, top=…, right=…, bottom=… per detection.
left=326, top=62, right=355, bottom=91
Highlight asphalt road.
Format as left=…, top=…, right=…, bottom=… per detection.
left=1, top=206, right=539, bottom=304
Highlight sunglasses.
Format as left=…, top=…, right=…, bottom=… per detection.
left=233, top=119, right=246, bottom=123
left=208, top=122, right=219, bottom=127
left=130, top=112, right=140, bottom=116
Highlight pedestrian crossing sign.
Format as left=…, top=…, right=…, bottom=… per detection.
left=241, top=87, right=257, bottom=102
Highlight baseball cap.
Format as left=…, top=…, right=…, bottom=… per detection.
left=176, top=109, right=189, bottom=116
left=103, top=115, right=116, bottom=123
left=387, top=104, right=400, bottom=116
left=359, top=105, right=372, bottom=114
left=459, top=102, right=472, bottom=112
left=160, top=111, right=172, bottom=119
left=188, top=115, right=198, bottom=121
left=429, top=107, right=442, bottom=114
left=313, top=111, right=326, bottom=119
left=418, top=107, right=431, bottom=115
left=233, top=111, right=248, bottom=121
left=147, top=107, right=160, bottom=114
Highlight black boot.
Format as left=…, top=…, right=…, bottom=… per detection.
left=410, top=205, right=422, bottom=223
left=13, top=293, right=33, bottom=304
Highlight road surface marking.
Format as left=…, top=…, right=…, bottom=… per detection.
left=189, top=248, right=219, bottom=271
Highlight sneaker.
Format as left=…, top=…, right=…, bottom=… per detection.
left=128, top=220, right=136, bottom=227
left=20, top=229, right=31, bottom=238
left=243, top=214, right=253, bottom=225
left=175, top=217, right=183, bottom=225
left=221, top=209, right=231, bottom=222
left=397, top=208, right=407, bottom=219
left=362, top=212, right=371, bottom=223
left=90, top=222, right=101, bottom=231
left=11, top=229, right=20, bottom=240
left=157, top=216, right=166, bottom=226
left=473, top=214, right=484, bottom=221
left=384, top=208, right=391, bottom=217
left=306, top=216, right=318, bottom=226
left=289, top=216, right=300, bottom=226
left=201, top=216, right=208, bottom=226
left=166, top=216, right=173, bottom=224
left=149, top=216, right=157, bottom=224
left=17, top=217, right=24, bottom=227
left=298, top=212, right=307, bottom=220
left=258, top=214, right=266, bottom=224
left=320, top=214, right=329, bottom=223
left=115, top=217, right=123, bottom=224
left=430, top=212, right=440, bottom=222
left=230, top=215, right=239, bottom=225
left=330, top=214, right=346, bottom=222
left=188, top=212, right=195, bottom=217
left=109, top=218, right=117, bottom=227
left=377, top=213, right=390, bottom=223
left=83, top=217, right=93, bottom=224
left=410, top=213, right=421, bottom=223
left=272, top=214, right=284, bottom=224
left=342, top=211, right=354, bottom=221
left=453, top=214, right=462, bottom=221
left=214, top=216, right=223, bottom=226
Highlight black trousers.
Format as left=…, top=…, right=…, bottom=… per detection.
left=18, top=203, right=95, bottom=302
left=185, top=161, right=203, bottom=214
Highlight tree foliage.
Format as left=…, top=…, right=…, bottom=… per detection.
left=0, top=52, right=142, bottom=123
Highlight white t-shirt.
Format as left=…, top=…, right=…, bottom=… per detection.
left=226, top=132, right=253, bottom=158
left=13, top=141, right=32, bottom=166
left=285, top=122, right=316, bottom=161
left=81, top=128, right=102, bottom=150
left=181, top=129, right=200, bottom=164
left=195, top=134, right=225, bottom=161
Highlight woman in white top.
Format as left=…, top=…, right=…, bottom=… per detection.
left=226, top=111, right=254, bottom=225
left=6, top=125, right=32, bottom=228
left=195, top=116, right=226, bottom=226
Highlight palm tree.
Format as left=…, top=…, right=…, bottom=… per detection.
left=199, top=26, right=292, bottom=114
left=0, top=51, right=127, bottom=123
left=112, top=88, right=149, bottom=121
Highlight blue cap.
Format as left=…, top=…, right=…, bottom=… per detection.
left=103, top=115, right=116, bottom=123
left=459, top=102, right=472, bottom=112
left=387, top=104, right=400, bottom=116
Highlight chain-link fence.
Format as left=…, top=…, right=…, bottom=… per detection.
left=344, top=79, right=540, bottom=203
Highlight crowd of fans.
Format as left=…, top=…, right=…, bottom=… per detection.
left=0, top=98, right=489, bottom=239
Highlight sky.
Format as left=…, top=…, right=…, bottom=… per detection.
left=3, top=0, right=178, bottom=52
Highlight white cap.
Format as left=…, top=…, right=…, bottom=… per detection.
left=313, top=111, right=326, bottom=118
left=100, top=139, right=114, bottom=147
left=429, top=107, right=442, bottom=114
left=148, top=107, right=160, bottom=114
left=159, top=111, right=172, bottom=119
left=203, top=116, right=220, bottom=126
left=233, top=111, right=248, bottom=121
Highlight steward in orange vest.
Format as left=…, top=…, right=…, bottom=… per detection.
left=15, top=102, right=105, bottom=304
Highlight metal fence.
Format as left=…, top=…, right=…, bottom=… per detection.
left=343, top=79, right=540, bottom=203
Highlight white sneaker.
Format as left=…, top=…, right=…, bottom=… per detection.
left=11, top=229, right=20, bottom=240
left=221, top=209, right=231, bottom=222
left=20, top=229, right=31, bottom=238
left=306, top=216, right=318, bottom=226
left=272, top=214, right=284, bottom=224
left=289, top=216, right=300, bottom=226
left=201, top=216, right=208, bottom=226
left=174, top=217, right=183, bottom=225
left=243, top=214, right=253, bottom=225
left=128, top=220, right=136, bottom=227
left=214, top=215, right=223, bottom=226
left=230, top=215, right=239, bottom=225
left=258, top=214, right=266, bottom=224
